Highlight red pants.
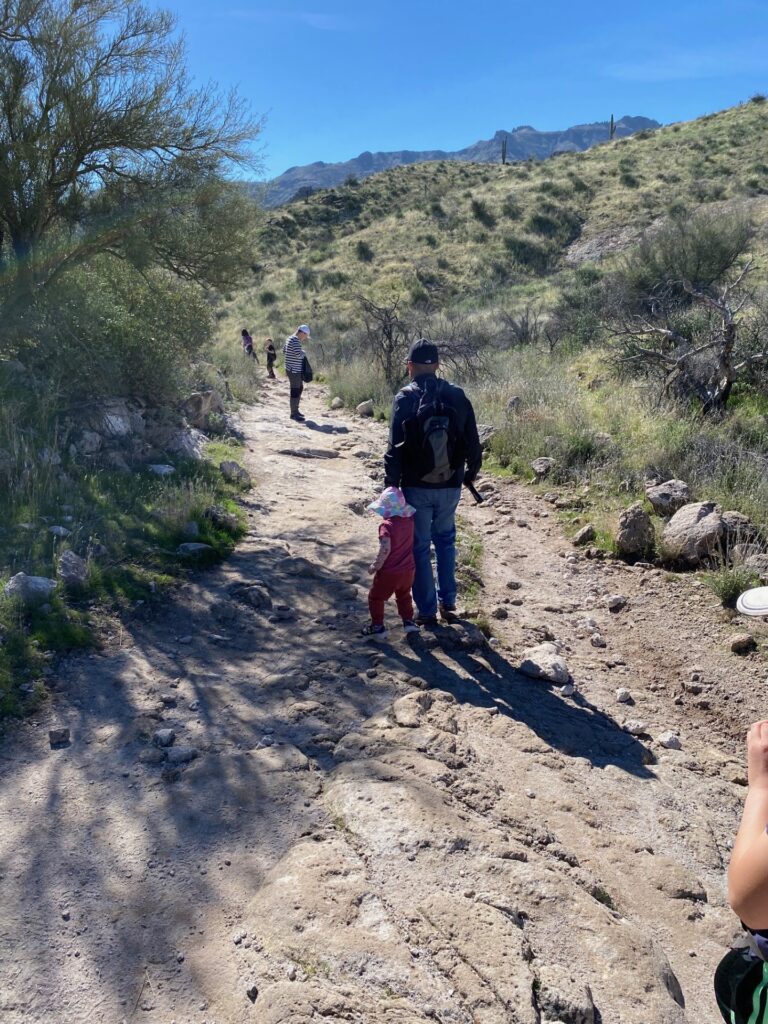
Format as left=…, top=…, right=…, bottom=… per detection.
left=368, top=569, right=415, bottom=626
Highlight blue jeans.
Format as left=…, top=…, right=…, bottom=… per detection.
left=402, top=486, right=462, bottom=617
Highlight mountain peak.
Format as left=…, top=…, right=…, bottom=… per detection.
left=260, top=115, right=661, bottom=207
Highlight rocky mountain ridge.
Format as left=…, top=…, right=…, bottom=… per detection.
left=259, top=115, right=660, bottom=207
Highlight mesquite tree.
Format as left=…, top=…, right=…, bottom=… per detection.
left=605, top=208, right=767, bottom=413
left=0, top=0, right=261, bottom=307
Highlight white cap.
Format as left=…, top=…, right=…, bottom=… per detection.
left=297, top=324, right=311, bottom=336
left=736, top=587, right=768, bottom=616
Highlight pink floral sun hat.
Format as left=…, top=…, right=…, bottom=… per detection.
left=367, top=486, right=416, bottom=518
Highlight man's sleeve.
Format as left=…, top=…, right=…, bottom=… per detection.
left=384, top=393, right=405, bottom=487
left=463, top=397, right=482, bottom=483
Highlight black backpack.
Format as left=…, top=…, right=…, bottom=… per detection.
left=403, top=380, right=464, bottom=484
left=301, top=355, right=313, bottom=383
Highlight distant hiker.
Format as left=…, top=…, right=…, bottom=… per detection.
left=362, top=487, right=420, bottom=639
left=241, top=329, right=257, bottom=360
left=284, top=324, right=311, bottom=421
left=265, top=338, right=277, bottom=379
left=384, top=339, right=482, bottom=626
left=717, top=718, right=768, bottom=1022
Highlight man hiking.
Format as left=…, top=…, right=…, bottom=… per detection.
left=383, top=339, right=482, bottom=625
left=284, top=324, right=310, bottom=421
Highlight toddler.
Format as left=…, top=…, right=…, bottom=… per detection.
left=362, top=487, right=420, bottom=639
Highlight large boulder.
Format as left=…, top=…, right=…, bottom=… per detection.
left=182, top=390, right=225, bottom=429
left=477, top=423, right=496, bottom=449
left=721, top=510, right=761, bottom=546
left=3, top=572, right=57, bottom=606
left=662, top=501, right=724, bottom=566
left=76, top=429, right=103, bottom=456
left=57, top=550, right=89, bottom=591
left=531, top=457, right=554, bottom=481
left=615, top=502, right=655, bottom=559
left=745, top=553, right=768, bottom=582
left=166, top=428, right=206, bottom=461
left=644, top=479, right=690, bottom=517
left=220, top=461, right=252, bottom=488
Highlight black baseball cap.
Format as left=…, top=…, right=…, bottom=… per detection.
left=407, top=339, right=439, bottom=364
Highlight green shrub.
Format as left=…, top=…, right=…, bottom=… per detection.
left=296, top=266, right=318, bottom=291
left=501, top=196, right=522, bottom=219
left=355, top=240, right=374, bottom=262
left=701, top=565, right=760, bottom=606
left=503, top=234, right=550, bottom=273
left=470, top=198, right=496, bottom=229
left=259, top=290, right=278, bottom=306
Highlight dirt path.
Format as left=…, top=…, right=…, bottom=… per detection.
left=0, top=378, right=762, bottom=1024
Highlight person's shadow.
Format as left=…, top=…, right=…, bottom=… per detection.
left=304, top=418, right=350, bottom=435
left=383, top=622, right=655, bottom=778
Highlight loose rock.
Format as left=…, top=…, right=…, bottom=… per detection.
left=615, top=502, right=655, bottom=559
left=662, top=501, right=724, bottom=567
left=166, top=746, right=199, bottom=765
left=573, top=523, right=596, bottom=546
left=731, top=633, right=757, bottom=655
left=644, top=479, right=691, bottom=517
left=49, top=728, right=70, bottom=747
left=220, top=460, right=252, bottom=488
left=531, top=457, right=554, bottom=481
left=3, top=573, right=57, bottom=607
left=658, top=731, right=682, bottom=750
left=355, top=400, right=374, bottom=417
left=153, top=728, right=176, bottom=748
left=57, top=550, right=88, bottom=590
left=518, top=642, right=570, bottom=685
left=177, top=542, right=214, bottom=556
left=623, top=720, right=649, bottom=736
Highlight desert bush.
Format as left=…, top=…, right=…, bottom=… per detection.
left=501, top=196, right=523, bottom=220
left=470, top=198, right=496, bottom=229
left=604, top=207, right=763, bottom=412
left=259, top=290, right=278, bottom=306
left=701, top=565, right=760, bottom=606
left=296, top=266, right=318, bottom=291
left=355, top=240, right=374, bottom=262
left=324, top=357, right=395, bottom=414
left=503, top=234, right=550, bottom=274
left=525, top=204, right=582, bottom=246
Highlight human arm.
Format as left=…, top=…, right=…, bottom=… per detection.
left=383, top=392, right=407, bottom=488
left=728, top=720, right=768, bottom=928
left=368, top=533, right=391, bottom=574
left=463, top=397, right=482, bottom=484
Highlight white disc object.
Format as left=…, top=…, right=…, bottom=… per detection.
left=736, top=587, right=768, bottom=617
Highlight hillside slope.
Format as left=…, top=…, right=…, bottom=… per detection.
left=259, top=115, right=659, bottom=207
left=232, top=100, right=768, bottom=345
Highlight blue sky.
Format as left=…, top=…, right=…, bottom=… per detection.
left=154, top=0, right=768, bottom=178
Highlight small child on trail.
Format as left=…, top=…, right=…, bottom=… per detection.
left=362, top=487, right=420, bottom=640
left=265, top=338, right=276, bottom=378
left=241, top=328, right=257, bottom=360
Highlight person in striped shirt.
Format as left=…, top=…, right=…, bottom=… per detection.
left=284, top=324, right=310, bottom=421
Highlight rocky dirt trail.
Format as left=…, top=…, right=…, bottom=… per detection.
left=1, top=378, right=765, bottom=1024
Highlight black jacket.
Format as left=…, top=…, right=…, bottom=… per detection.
left=384, top=374, right=482, bottom=489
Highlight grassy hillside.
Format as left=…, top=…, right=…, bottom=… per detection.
left=226, top=98, right=768, bottom=344
left=216, top=97, right=768, bottom=581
